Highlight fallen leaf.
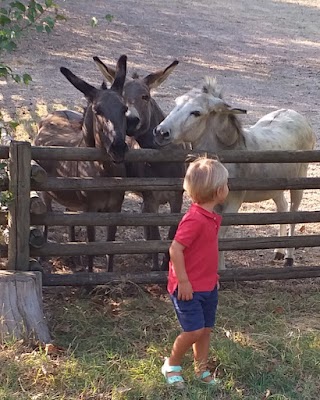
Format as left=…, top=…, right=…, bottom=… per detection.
left=262, top=389, right=271, bottom=399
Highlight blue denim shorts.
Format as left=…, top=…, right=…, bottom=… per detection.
left=170, top=286, right=218, bottom=332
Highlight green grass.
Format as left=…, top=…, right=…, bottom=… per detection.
left=1, top=280, right=320, bottom=399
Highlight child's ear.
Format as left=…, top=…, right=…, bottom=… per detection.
left=216, top=186, right=223, bottom=197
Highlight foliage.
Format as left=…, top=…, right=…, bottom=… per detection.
left=90, top=13, right=113, bottom=28
left=1, top=281, right=319, bottom=399
left=0, top=0, right=66, bottom=83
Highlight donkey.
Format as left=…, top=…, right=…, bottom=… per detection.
left=34, top=55, right=138, bottom=272
left=154, top=77, right=316, bottom=270
left=93, top=56, right=186, bottom=271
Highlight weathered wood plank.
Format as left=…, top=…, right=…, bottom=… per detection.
left=30, top=146, right=320, bottom=163
left=41, top=266, right=320, bottom=286
left=32, top=176, right=320, bottom=192
left=30, top=235, right=320, bottom=257
left=31, top=210, right=320, bottom=227
left=8, top=142, right=31, bottom=271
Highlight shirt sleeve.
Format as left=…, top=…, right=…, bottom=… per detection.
left=174, top=215, right=202, bottom=248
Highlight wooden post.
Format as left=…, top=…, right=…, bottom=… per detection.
left=7, top=141, right=31, bottom=271
left=0, top=271, right=51, bottom=343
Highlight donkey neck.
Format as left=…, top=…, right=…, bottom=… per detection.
left=192, top=113, right=246, bottom=151
left=81, top=105, right=96, bottom=147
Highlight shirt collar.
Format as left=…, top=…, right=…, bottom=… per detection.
left=191, top=203, right=222, bottom=220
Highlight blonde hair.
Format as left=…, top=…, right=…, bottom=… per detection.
left=183, top=156, right=229, bottom=203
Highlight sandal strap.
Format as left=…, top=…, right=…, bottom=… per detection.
left=166, top=375, right=184, bottom=385
left=165, top=365, right=182, bottom=373
left=200, top=371, right=211, bottom=379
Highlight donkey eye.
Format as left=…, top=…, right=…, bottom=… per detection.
left=142, top=95, right=150, bottom=101
left=190, top=111, right=201, bottom=117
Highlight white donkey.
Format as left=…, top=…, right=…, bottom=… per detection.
left=154, top=78, right=316, bottom=270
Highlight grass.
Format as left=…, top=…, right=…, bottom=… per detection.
left=1, top=280, right=320, bottom=400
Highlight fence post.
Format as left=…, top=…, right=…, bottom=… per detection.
left=7, top=141, right=31, bottom=270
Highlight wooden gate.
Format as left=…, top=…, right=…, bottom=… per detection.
left=1, top=141, right=320, bottom=286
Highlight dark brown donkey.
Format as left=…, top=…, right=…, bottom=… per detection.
left=34, top=55, right=137, bottom=272
left=93, top=57, right=185, bottom=271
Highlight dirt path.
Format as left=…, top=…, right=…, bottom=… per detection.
left=1, top=0, right=319, bottom=272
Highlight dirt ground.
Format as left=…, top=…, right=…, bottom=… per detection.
left=1, top=0, right=320, bottom=273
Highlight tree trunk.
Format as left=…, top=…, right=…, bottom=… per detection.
left=0, top=271, right=51, bottom=343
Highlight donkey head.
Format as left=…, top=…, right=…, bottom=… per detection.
left=93, top=56, right=179, bottom=141
left=153, top=78, right=247, bottom=147
left=60, top=55, right=130, bottom=163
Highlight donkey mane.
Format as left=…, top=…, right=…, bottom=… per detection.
left=132, top=72, right=140, bottom=79
left=202, top=76, right=222, bottom=98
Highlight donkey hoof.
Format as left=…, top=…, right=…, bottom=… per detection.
left=274, top=252, right=285, bottom=261
left=284, top=258, right=294, bottom=268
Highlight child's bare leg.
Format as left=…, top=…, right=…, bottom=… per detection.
left=193, top=327, right=213, bottom=382
left=166, top=328, right=204, bottom=379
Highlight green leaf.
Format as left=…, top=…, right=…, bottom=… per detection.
left=44, top=24, right=51, bottom=33
left=45, top=0, right=54, bottom=7
left=90, top=16, right=98, bottom=28
left=105, top=14, right=113, bottom=22
left=0, top=15, right=11, bottom=25
left=45, top=16, right=55, bottom=29
left=35, top=3, right=44, bottom=13
left=10, top=2, right=26, bottom=12
left=8, top=121, right=19, bottom=130
left=0, top=67, right=9, bottom=77
left=3, top=40, right=17, bottom=52
left=12, top=74, right=21, bottom=83
left=56, top=13, right=67, bottom=21
left=22, top=73, right=32, bottom=84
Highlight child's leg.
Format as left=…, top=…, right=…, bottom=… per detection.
left=193, top=287, right=218, bottom=383
left=193, top=327, right=212, bottom=381
left=169, top=328, right=205, bottom=366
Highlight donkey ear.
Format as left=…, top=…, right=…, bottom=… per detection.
left=229, top=108, right=247, bottom=115
left=143, top=60, right=179, bottom=90
left=93, top=56, right=116, bottom=84
left=60, top=67, right=98, bottom=102
left=110, top=54, right=127, bottom=94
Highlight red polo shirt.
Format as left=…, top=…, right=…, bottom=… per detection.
left=168, top=203, right=221, bottom=294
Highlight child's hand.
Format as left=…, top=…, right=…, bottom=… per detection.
left=178, top=280, right=193, bottom=301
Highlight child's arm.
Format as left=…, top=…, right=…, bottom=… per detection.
left=169, top=240, right=193, bottom=301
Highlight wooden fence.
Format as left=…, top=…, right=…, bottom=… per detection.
left=1, top=141, right=320, bottom=286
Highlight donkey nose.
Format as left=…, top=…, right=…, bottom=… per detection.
left=127, top=115, right=140, bottom=133
left=153, top=126, right=171, bottom=138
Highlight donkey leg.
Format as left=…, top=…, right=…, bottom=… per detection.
left=217, top=194, right=244, bottom=270
left=142, top=194, right=161, bottom=271
left=42, top=192, right=53, bottom=242
left=86, top=225, right=95, bottom=273
left=273, top=193, right=289, bottom=261
left=284, top=190, right=304, bottom=267
left=106, top=225, right=117, bottom=272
